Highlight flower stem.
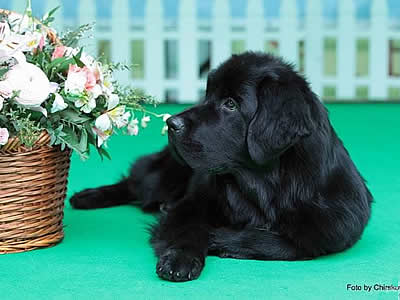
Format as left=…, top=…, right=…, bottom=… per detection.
left=26, top=0, right=32, bottom=17
left=19, top=0, right=33, bottom=32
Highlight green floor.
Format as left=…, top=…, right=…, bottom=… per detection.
left=1, top=104, right=399, bottom=300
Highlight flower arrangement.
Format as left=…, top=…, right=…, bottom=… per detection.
left=0, top=4, right=169, bottom=159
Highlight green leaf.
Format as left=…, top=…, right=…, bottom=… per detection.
left=42, top=7, right=60, bottom=25
left=97, top=147, right=111, bottom=161
left=47, top=57, right=67, bottom=70
left=46, top=6, right=60, bottom=19
left=74, top=47, right=83, bottom=60
left=0, top=67, right=9, bottom=78
left=58, top=126, right=88, bottom=159
left=59, top=109, right=91, bottom=124
left=73, top=48, right=85, bottom=67
left=73, top=55, right=85, bottom=68
left=56, top=57, right=76, bottom=74
left=79, top=129, right=88, bottom=152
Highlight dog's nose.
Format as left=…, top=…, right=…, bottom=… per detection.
left=167, top=116, right=185, bottom=132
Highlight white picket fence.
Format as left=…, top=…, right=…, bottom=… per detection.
left=10, top=0, right=400, bottom=103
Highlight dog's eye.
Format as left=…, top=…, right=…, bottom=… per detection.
left=223, top=98, right=237, bottom=111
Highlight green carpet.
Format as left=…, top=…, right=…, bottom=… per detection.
left=1, top=104, right=399, bottom=300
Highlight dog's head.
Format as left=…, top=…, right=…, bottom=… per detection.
left=167, top=52, right=318, bottom=172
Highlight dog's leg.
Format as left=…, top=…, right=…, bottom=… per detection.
left=150, top=196, right=210, bottom=282
left=69, top=179, right=134, bottom=209
left=208, top=228, right=311, bottom=261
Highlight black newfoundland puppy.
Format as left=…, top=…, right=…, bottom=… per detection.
left=71, top=52, right=372, bottom=282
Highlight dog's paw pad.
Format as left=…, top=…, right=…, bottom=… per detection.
left=156, top=249, right=204, bottom=282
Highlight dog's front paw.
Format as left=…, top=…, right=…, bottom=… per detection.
left=156, top=249, right=204, bottom=282
left=69, top=188, right=104, bottom=209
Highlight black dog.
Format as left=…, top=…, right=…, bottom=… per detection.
left=70, top=52, right=372, bottom=282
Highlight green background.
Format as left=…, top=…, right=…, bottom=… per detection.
left=1, top=104, right=399, bottom=300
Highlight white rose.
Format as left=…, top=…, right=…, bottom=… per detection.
left=0, top=96, right=3, bottom=111
left=1, top=63, right=52, bottom=107
left=0, top=128, right=9, bottom=145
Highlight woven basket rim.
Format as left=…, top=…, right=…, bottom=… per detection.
left=0, top=131, right=54, bottom=154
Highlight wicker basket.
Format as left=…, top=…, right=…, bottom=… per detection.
left=0, top=10, right=70, bottom=253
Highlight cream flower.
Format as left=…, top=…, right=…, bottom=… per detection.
left=0, top=127, right=9, bottom=145
left=0, top=96, right=3, bottom=111
left=127, top=119, right=139, bottom=136
left=0, top=45, right=26, bottom=65
left=0, top=21, right=11, bottom=42
left=7, top=13, right=31, bottom=34
left=108, top=105, right=131, bottom=128
left=92, top=125, right=112, bottom=147
left=0, top=62, right=52, bottom=107
left=92, top=61, right=103, bottom=82
left=94, top=105, right=131, bottom=145
left=74, top=93, right=96, bottom=114
left=161, top=125, right=168, bottom=135
left=161, top=114, right=171, bottom=135
left=95, top=113, right=112, bottom=132
left=141, top=115, right=150, bottom=128
left=107, top=93, right=119, bottom=110
left=94, top=114, right=112, bottom=147
left=15, top=31, right=46, bottom=52
left=51, top=93, right=68, bottom=113
left=90, top=84, right=103, bottom=100
left=162, top=114, right=172, bottom=122
left=100, top=72, right=114, bottom=96
left=80, top=52, right=96, bottom=68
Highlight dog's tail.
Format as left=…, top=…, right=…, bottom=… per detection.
left=69, top=179, right=135, bottom=209
left=208, top=227, right=314, bottom=260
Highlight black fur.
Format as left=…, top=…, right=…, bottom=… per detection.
left=70, top=52, right=372, bottom=282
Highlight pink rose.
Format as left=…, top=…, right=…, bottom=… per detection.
left=52, top=46, right=66, bottom=60
left=0, top=128, right=9, bottom=146
left=65, top=64, right=86, bottom=94
left=83, top=67, right=97, bottom=90
left=38, top=35, right=45, bottom=51
left=65, top=65, right=98, bottom=94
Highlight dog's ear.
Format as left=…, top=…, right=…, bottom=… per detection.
left=247, top=80, right=315, bottom=166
